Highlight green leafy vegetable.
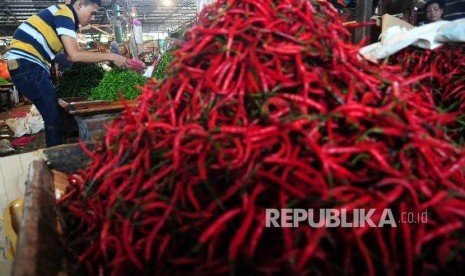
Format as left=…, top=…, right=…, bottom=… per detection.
left=56, top=63, right=105, bottom=98
left=152, top=46, right=178, bottom=80
left=0, top=77, right=11, bottom=85
left=89, top=69, right=145, bottom=101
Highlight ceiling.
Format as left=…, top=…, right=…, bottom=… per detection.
left=0, top=0, right=429, bottom=38
left=0, top=0, right=199, bottom=37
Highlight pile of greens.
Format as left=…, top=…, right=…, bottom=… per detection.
left=0, top=77, right=11, bottom=84
left=152, top=46, right=178, bottom=80
left=89, top=69, right=145, bottom=101
left=56, top=63, right=105, bottom=98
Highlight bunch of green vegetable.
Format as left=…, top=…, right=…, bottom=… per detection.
left=0, top=77, right=11, bottom=85
left=152, top=46, right=178, bottom=80
left=56, top=63, right=105, bottom=98
left=89, top=69, right=145, bottom=101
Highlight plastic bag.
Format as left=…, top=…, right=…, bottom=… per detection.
left=0, top=60, right=10, bottom=79
left=435, top=18, right=465, bottom=42
left=134, top=24, right=143, bottom=44
left=360, top=20, right=450, bottom=61
left=143, top=66, right=154, bottom=78
left=5, top=105, right=44, bottom=137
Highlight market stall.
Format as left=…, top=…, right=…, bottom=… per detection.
left=1, top=0, right=465, bottom=275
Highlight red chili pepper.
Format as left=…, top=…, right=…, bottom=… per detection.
left=338, top=195, right=373, bottom=211
left=78, top=241, right=100, bottom=263
left=376, top=178, right=420, bottom=209
left=246, top=0, right=272, bottom=17
left=186, top=180, right=201, bottom=211
left=368, top=149, right=403, bottom=177
left=246, top=208, right=266, bottom=258
left=142, top=165, right=173, bottom=190
left=280, top=93, right=325, bottom=113
left=144, top=183, right=180, bottom=260
left=155, top=234, right=171, bottom=266
left=257, top=170, right=306, bottom=199
left=122, top=219, right=143, bottom=270
left=296, top=227, right=325, bottom=271
left=229, top=184, right=263, bottom=260
left=278, top=190, right=293, bottom=258
left=199, top=208, right=241, bottom=243
left=419, top=221, right=462, bottom=245
left=399, top=202, right=414, bottom=276
left=374, top=226, right=390, bottom=266
left=353, top=228, right=375, bottom=276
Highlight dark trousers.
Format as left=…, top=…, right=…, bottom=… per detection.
left=8, top=59, right=63, bottom=147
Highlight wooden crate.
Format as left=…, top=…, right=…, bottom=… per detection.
left=58, top=98, right=137, bottom=142
left=11, top=143, right=94, bottom=276
left=12, top=160, right=61, bottom=276
left=58, top=98, right=138, bottom=116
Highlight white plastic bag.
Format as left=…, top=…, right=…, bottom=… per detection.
left=143, top=66, right=154, bottom=78
left=435, top=19, right=465, bottom=42
left=134, top=25, right=143, bottom=44
left=360, top=21, right=449, bottom=61
left=5, top=105, right=44, bottom=137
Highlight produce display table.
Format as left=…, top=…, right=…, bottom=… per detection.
left=58, top=98, right=138, bottom=142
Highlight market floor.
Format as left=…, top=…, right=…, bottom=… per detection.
left=0, top=102, right=47, bottom=157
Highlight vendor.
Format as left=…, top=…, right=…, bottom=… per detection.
left=424, top=0, right=445, bottom=24
left=6, top=0, right=129, bottom=147
left=109, top=36, right=120, bottom=54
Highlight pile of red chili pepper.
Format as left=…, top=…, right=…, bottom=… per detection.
left=389, top=43, right=465, bottom=145
left=58, top=0, right=465, bottom=275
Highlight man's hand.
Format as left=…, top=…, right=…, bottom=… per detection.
left=62, top=36, right=129, bottom=67
left=112, top=54, right=129, bottom=69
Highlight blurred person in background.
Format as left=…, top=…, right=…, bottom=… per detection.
left=110, top=36, right=120, bottom=54
left=424, top=0, right=445, bottom=23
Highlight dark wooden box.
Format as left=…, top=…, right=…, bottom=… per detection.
left=12, top=143, right=94, bottom=276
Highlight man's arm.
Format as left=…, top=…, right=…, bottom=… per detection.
left=61, top=36, right=128, bottom=68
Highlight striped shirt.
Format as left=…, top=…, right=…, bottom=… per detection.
left=444, top=0, right=465, bottom=20
left=7, top=5, right=79, bottom=71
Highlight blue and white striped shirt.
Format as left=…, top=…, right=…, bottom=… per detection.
left=7, top=4, right=79, bottom=71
